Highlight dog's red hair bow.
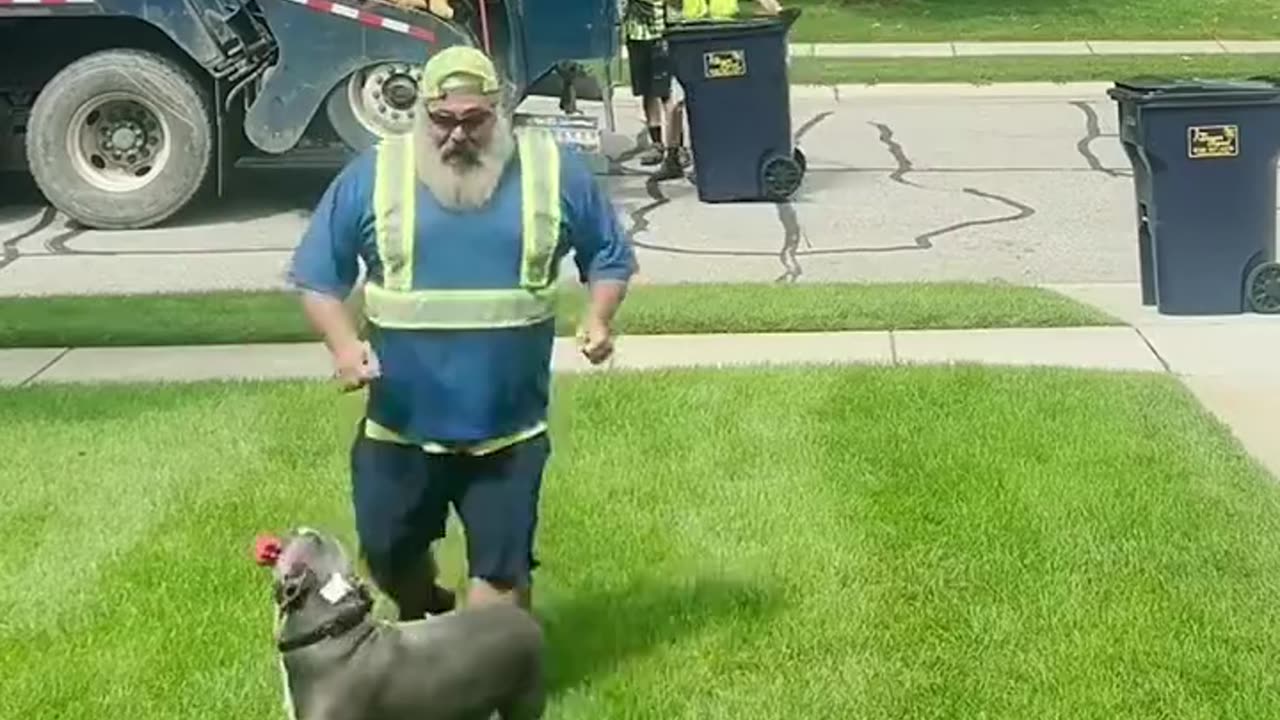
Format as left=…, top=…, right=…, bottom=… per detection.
left=254, top=534, right=283, bottom=566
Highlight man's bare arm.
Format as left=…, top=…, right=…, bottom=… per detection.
left=302, top=290, right=362, bottom=353
left=301, top=289, right=379, bottom=389
left=585, top=279, right=628, bottom=330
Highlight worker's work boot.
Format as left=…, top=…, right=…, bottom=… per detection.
left=365, top=552, right=458, bottom=620
left=639, top=144, right=666, bottom=166
left=650, top=147, right=685, bottom=181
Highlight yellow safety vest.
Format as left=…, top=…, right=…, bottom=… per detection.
left=363, top=126, right=563, bottom=331
left=361, top=125, right=561, bottom=455
left=683, top=0, right=738, bottom=19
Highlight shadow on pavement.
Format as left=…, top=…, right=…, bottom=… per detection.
left=168, top=168, right=335, bottom=228
left=0, top=168, right=336, bottom=230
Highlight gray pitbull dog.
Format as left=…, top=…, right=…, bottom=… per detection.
left=256, top=527, right=546, bottom=720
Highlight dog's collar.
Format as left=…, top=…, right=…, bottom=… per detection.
left=277, top=588, right=375, bottom=653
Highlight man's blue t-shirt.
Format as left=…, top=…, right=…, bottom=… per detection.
left=288, top=141, right=635, bottom=446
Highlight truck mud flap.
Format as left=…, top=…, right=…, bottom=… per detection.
left=244, top=0, right=470, bottom=154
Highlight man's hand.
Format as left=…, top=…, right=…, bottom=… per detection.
left=577, top=320, right=615, bottom=365
left=333, top=340, right=381, bottom=391
left=579, top=279, right=627, bottom=366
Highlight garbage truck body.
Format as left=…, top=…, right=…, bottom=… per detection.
left=0, top=0, right=619, bottom=229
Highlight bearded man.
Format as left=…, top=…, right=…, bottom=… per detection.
left=287, top=46, right=635, bottom=618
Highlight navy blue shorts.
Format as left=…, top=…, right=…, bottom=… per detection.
left=350, top=422, right=549, bottom=589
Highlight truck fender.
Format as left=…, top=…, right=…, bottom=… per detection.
left=94, top=0, right=227, bottom=69
left=243, top=0, right=471, bottom=154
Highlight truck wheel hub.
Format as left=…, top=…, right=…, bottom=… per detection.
left=383, top=74, right=418, bottom=111
left=347, top=62, right=421, bottom=137
left=68, top=94, right=171, bottom=192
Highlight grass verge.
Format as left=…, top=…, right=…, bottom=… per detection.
left=788, top=53, right=1280, bottom=85
left=789, top=0, right=1280, bottom=43
left=3, top=367, right=1280, bottom=718
left=0, top=282, right=1116, bottom=348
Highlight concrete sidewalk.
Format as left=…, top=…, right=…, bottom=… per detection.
left=0, top=325, right=1169, bottom=388
left=3, top=319, right=1276, bottom=387
left=2, top=284, right=1278, bottom=476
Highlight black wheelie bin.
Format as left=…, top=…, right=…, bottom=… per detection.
left=1108, top=77, right=1280, bottom=315
left=666, top=8, right=806, bottom=203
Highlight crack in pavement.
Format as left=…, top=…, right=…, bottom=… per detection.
left=913, top=188, right=1036, bottom=249
left=626, top=176, right=672, bottom=246
left=1070, top=101, right=1130, bottom=178
left=614, top=111, right=1038, bottom=269
left=0, top=207, right=57, bottom=273
left=625, top=114, right=1037, bottom=261
left=774, top=203, right=804, bottom=282
left=607, top=129, right=653, bottom=176
left=772, top=110, right=832, bottom=282
left=795, top=111, right=833, bottom=142
left=870, top=122, right=921, bottom=187
left=871, top=120, right=1039, bottom=250
left=45, top=226, right=92, bottom=255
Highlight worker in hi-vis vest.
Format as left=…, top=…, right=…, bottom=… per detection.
left=288, top=46, right=636, bottom=618
left=651, top=0, right=785, bottom=180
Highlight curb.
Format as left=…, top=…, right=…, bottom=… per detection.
left=0, top=326, right=1169, bottom=387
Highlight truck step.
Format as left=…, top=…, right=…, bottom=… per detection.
left=234, top=146, right=353, bottom=170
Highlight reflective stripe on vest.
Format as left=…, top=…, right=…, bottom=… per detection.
left=364, top=416, right=548, bottom=456
left=365, top=127, right=562, bottom=330
left=683, top=0, right=737, bottom=19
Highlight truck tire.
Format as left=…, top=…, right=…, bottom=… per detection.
left=326, top=62, right=423, bottom=153
left=25, top=48, right=213, bottom=230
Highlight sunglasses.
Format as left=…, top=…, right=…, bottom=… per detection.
left=427, top=110, right=494, bottom=134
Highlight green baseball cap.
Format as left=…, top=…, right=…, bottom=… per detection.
left=419, top=45, right=501, bottom=101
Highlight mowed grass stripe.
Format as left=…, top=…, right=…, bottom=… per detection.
left=4, top=367, right=1280, bottom=718
left=788, top=0, right=1280, bottom=42
left=788, top=54, right=1280, bottom=86
left=0, top=282, right=1117, bottom=348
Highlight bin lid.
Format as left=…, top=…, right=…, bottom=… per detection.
left=1108, top=76, right=1280, bottom=104
left=665, top=15, right=792, bottom=43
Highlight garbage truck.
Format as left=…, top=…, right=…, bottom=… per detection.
left=0, top=0, right=620, bottom=229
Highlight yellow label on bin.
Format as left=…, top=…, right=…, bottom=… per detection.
left=1188, top=124, right=1239, bottom=159
left=703, top=49, right=747, bottom=79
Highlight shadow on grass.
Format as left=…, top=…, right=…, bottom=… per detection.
left=538, top=575, right=786, bottom=696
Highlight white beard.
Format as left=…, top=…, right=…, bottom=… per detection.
left=413, top=113, right=516, bottom=212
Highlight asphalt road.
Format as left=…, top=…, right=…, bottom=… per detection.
left=0, top=83, right=1144, bottom=297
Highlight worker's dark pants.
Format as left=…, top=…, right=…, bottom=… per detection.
left=627, top=38, right=673, bottom=101
left=350, top=421, right=549, bottom=619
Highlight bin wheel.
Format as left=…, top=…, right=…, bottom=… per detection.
left=1245, top=261, right=1280, bottom=314
left=761, top=152, right=805, bottom=201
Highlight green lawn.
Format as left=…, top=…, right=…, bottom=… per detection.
left=790, top=53, right=1280, bottom=85
left=4, top=367, right=1280, bottom=718
left=0, top=282, right=1115, bottom=349
left=789, top=0, right=1280, bottom=43
left=614, top=51, right=1280, bottom=88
